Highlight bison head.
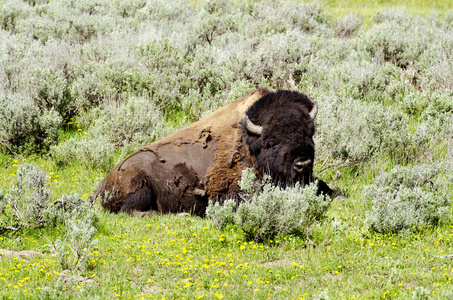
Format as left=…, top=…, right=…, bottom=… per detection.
left=241, top=90, right=318, bottom=186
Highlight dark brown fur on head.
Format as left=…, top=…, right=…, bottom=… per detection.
left=242, top=90, right=316, bottom=186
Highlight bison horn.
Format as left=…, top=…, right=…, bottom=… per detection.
left=309, top=98, right=318, bottom=120
left=242, top=113, right=263, bottom=136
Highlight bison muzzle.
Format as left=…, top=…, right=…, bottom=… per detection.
left=93, top=89, right=344, bottom=216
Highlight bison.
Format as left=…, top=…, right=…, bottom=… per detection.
left=93, top=88, right=343, bottom=216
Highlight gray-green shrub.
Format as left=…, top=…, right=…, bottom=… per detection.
left=316, top=96, right=413, bottom=165
left=0, top=163, right=99, bottom=231
left=0, top=163, right=52, bottom=228
left=0, top=162, right=99, bottom=269
left=52, top=212, right=98, bottom=270
left=50, top=96, right=169, bottom=168
left=363, top=163, right=451, bottom=234
left=0, top=93, right=62, bottom=153
left=50, top=136, right=115, bottom=170
left=206, top=169, right=331, bottom=242
left=413, top=91, right=453, bottom=155
left=205, top=199, right=236, bottom=230
left=45, top=193, right=99, bottom=270
left=359, top=12, right=444, bottom=68
left=334, top=14, right=362, bottom=37
left=411, top=286, right=431, bottom=300
left=1, top=0, right=452, bottom=174
left=44, top=192, right=98, bottom=229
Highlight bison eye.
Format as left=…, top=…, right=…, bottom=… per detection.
left=266, top=138, right=278, bottom=149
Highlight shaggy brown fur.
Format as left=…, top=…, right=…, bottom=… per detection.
left=94, top=89, right=269, bottom=215
left=93, top=88, right=342, bottom=215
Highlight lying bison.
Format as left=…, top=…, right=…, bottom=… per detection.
left=93, top=89, right=343, bottom=216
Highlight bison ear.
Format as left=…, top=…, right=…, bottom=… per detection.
left=242, top=113, right=263, bottom=136
left=309, top=98, right=318, bottom=120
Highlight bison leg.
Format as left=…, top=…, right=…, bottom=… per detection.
left=94, top=151, right=161, bottom=214
left=316, top=179, right=347, bottom=200
left=131, top=210, right=161, bottom=218
left=120, top=176, right=156, bottom=213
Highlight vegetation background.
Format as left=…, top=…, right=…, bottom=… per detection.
left=0, top=0, right=452, bottom=299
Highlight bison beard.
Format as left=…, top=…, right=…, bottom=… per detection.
left=93, top=89, right=343, bottom=216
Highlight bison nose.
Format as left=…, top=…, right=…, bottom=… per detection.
left=293, top=160, right=312, bottom=174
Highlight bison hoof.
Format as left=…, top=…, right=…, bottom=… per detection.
left=334, top=195, right=348, bottom=201
left=131, top=210, right=158, bottom=217
left=177, top=212, right=191, bottom=218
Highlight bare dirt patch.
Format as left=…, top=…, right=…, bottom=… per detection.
left=0, top=248, right=43, bottom=258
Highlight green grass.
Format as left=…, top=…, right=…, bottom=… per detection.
left=1, top=203, right=453, bottom=299
left=313, top=0, right=453, bottom=20
left=0, top=154, right=104, bottom=201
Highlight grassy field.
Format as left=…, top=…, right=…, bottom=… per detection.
left=1, top=0, right=453, bottom=299
left=2, top=207, right=453, bottom=299
left=317, top=0, right=452, bottom=19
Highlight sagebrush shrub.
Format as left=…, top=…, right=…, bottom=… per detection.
left=423, top=91, right=453, bottom=117
left=316, top=96, right=413, bottom=165
left=359, top=14, right=422, bottom=67
left=401, top=91, right=430, bottom=115
left=363, top=163, right=451, bottom=234
left=414, top=92, right=453, bottom=152
left=371, top=10, right=413, bottom=25
left=50, top=135, right=115, bottom=170
left=52, top=213, right=98, bottom=270
left=44, top=192, right=98, bottom=229
left=99, top=96, right=169, bottom=151
left=250, top=1, right=332, bottom=36
left=334, top=14, right=362, bottom=37
left=0, top=1, right=29, bottom=31
left=0, top=162, right=99, bottom=269
left=205, top=199, right=236, bottom=230
left=45, top=192, right=99, bottom=270
left=0, top=164, right=99, bottom=233
left=0, top=93, right=62, bottom=153
left=207, top=169, right=331, bottom=242
left=0, top=163, right=52, bottom=228
left=411, top=286, right=431, bottom=300
left=50, top=96, right=168, bottom=168
left=112, top=0, right=147, bottom=18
